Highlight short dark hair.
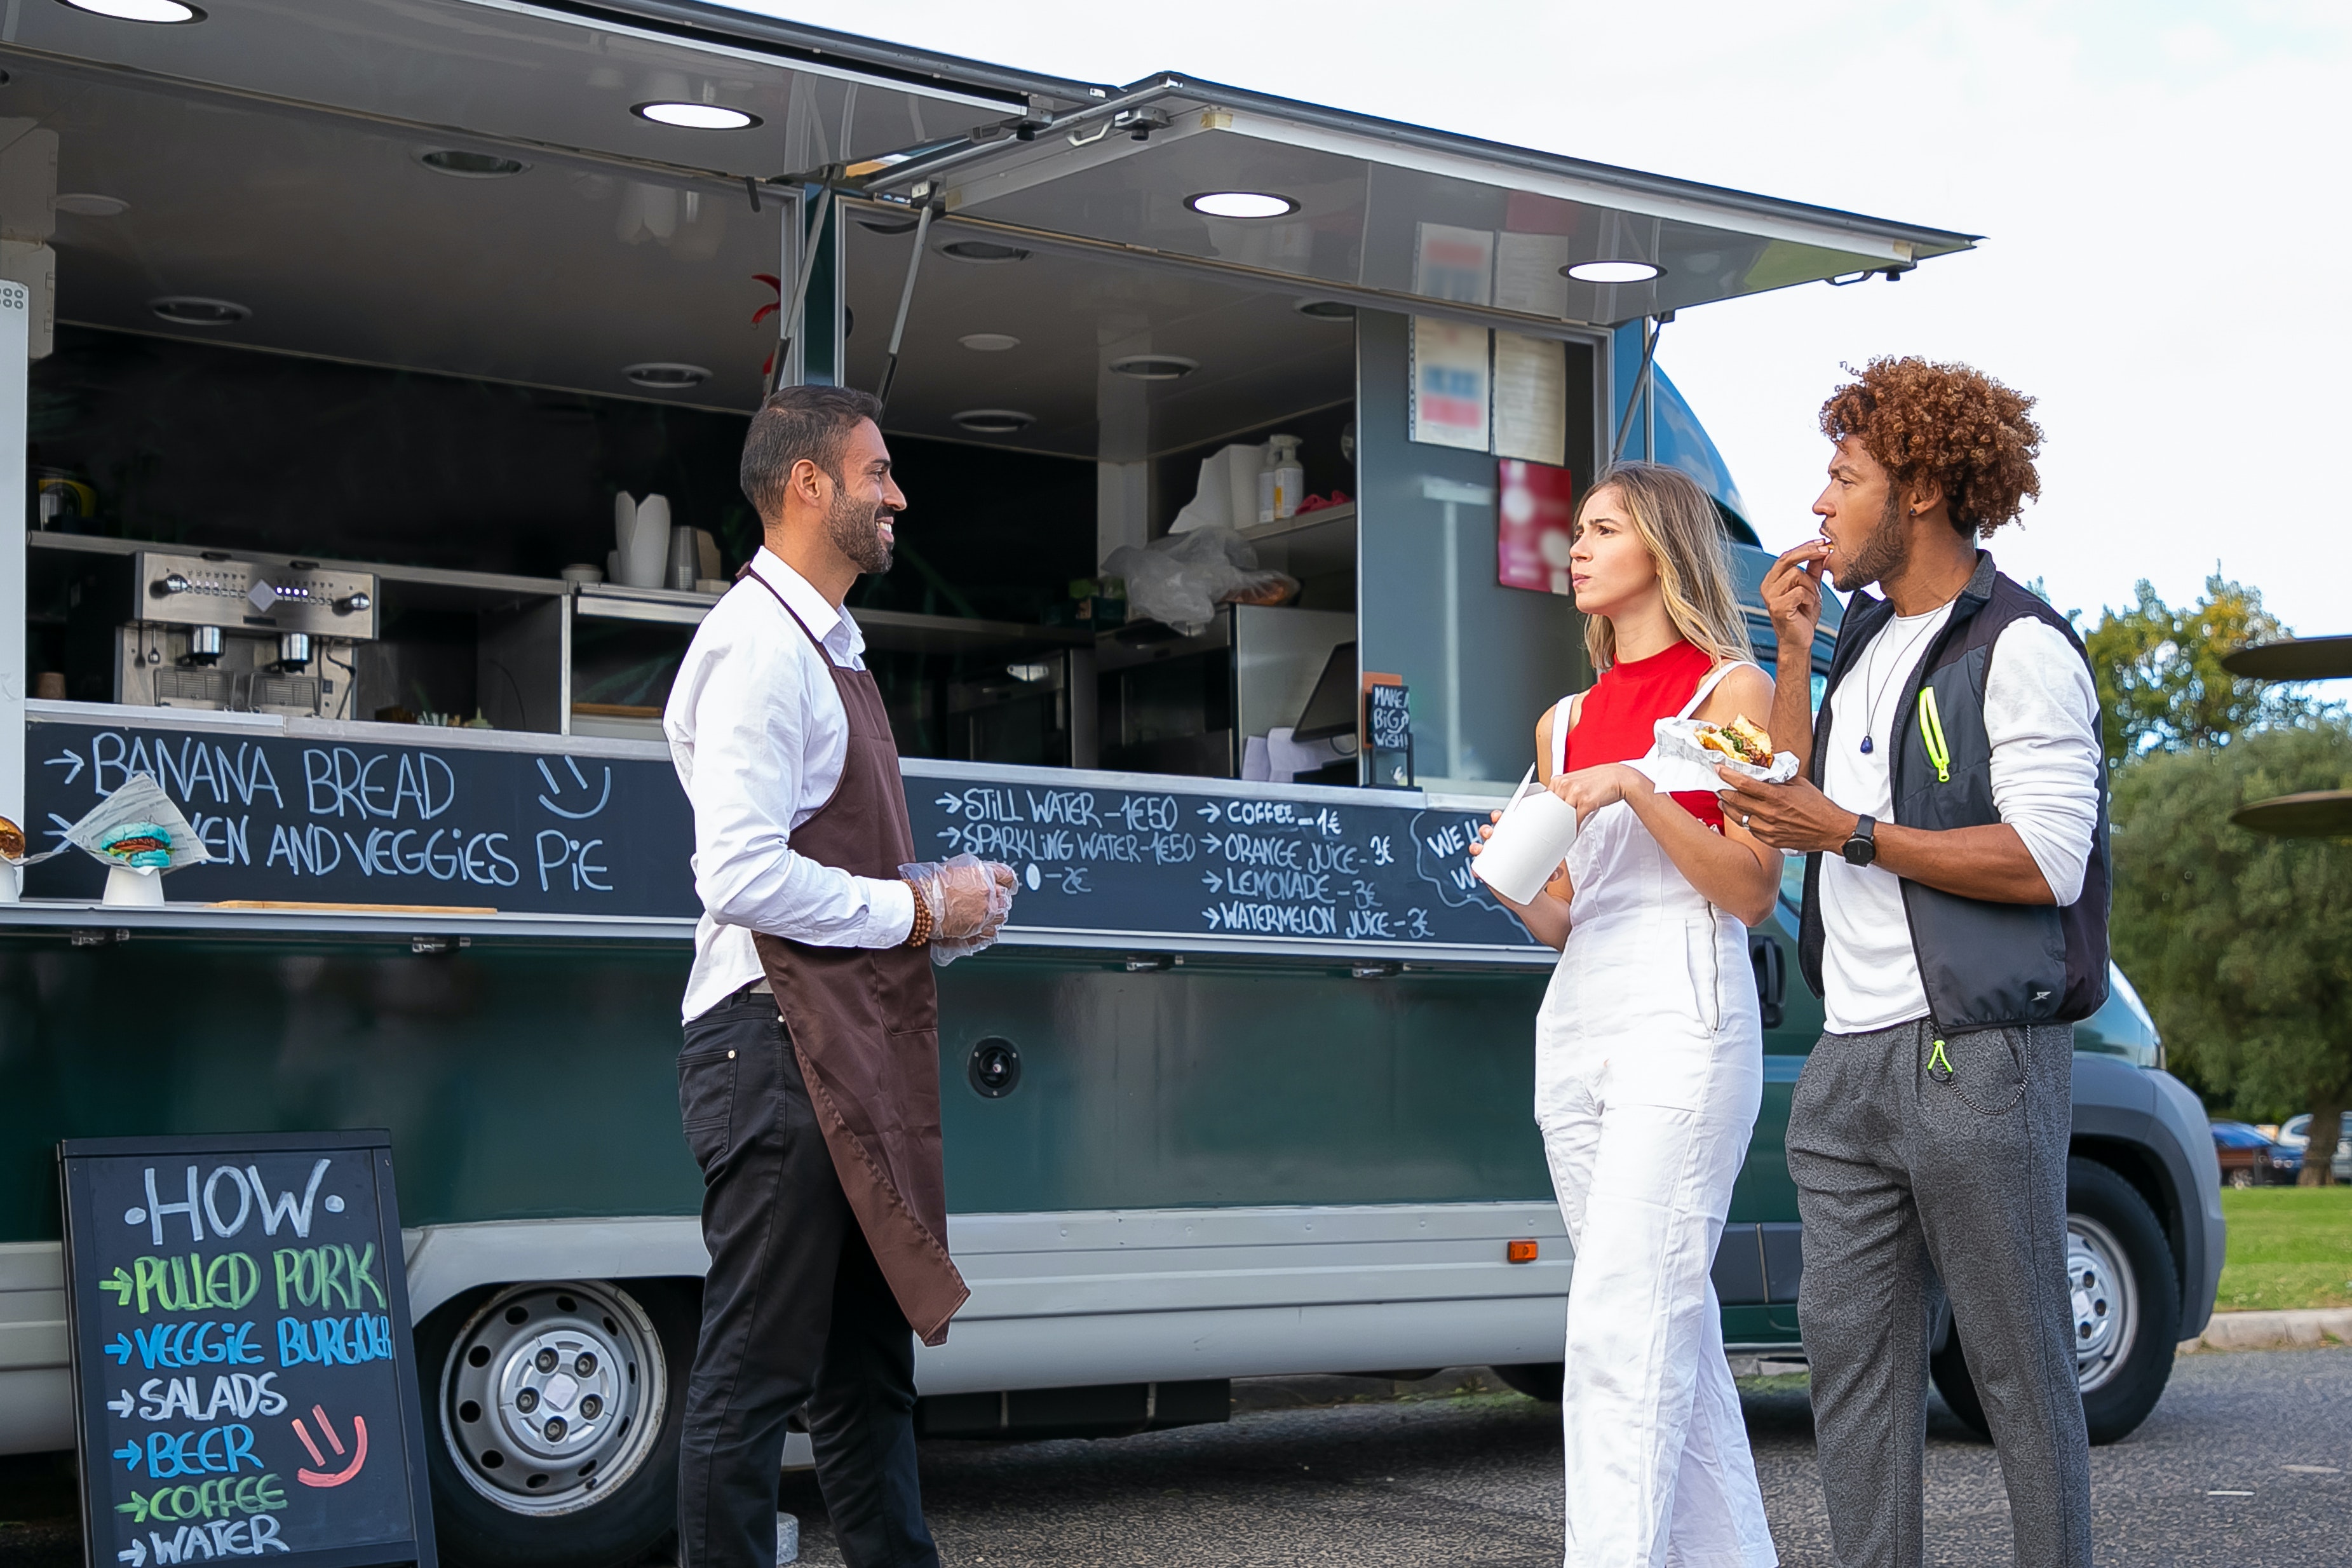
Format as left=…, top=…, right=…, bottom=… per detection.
left=739, top=384, right=884, bottom=520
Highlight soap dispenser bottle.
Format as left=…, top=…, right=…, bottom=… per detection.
left=1260, top=434, right=1304, bottom=523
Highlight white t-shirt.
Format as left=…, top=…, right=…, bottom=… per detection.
left=1818, top=603, right=2103, bottom=1034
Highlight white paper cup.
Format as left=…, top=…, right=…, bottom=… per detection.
left=1473, top=785, right=1580, bottom=905
left=625, top=495, right=672, bottom=588
left=102, top=865, right=165, bottom=907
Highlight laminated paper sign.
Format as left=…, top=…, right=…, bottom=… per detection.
left=1410, top=318, right=1490, bottom=451
left=1413, top=222, right=1494, bottom=306
left=1492, top=332, right=1567, bottom=467
left=1497, top=459, right=1576, bottom=595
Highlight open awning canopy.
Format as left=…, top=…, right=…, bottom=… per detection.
left=7, top=0, right=1975, bottom=412
left=6, top=0, right=1092, bottom=183
left=863, top=76, right=1977, bottom=331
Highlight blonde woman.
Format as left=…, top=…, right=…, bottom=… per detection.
left=1475, top=462, right=1781, bottom=1567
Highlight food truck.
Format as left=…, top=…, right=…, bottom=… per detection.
left=0, top=3, right=2220, bottom=1564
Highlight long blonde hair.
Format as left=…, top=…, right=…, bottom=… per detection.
left=1579, top=461, right=1750, bottom=672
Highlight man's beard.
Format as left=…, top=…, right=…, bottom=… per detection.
left=1833, top=489, right=1909, bottom=593
left=826, top=486, right=894, bottom=574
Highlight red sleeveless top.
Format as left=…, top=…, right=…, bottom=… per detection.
left=1562, top=638, right=1724, bottom=831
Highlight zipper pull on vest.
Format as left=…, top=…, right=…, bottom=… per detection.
left=1916, top=687, right=1952, bottom=783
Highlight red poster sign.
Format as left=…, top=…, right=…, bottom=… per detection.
left=1497, top=459, right=1576, bottom=595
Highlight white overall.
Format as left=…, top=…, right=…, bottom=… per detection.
left=1536, top=662, right=1776, bottom=1568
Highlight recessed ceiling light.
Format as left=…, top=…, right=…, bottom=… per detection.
left=55, top=193, right=129, bottom=217
left=1186, top=191, right=1298, bottom=220
left=419, top=149, right=529, bottom=178
left=1294, top=299, right=1354, bottom=320
left=624, top=362, right=712, bottom=389
left=959, top=334, right=1019, bottom=352
left=1107, top=354, right=1198, bottom=381
left=1564, top=259, right=1663, bottom=285
left=58, top=0, right=205, bottom=20
left=149, top=296, right=247, bottom=326
left=940, top=240, right=1029, bottom=264
left=632, top=102, right=760, bottom=131
left=952, top=409, right=1034, bottom=434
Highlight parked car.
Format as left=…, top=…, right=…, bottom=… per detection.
left=2209, top=1122, right=2278, bottom=1188
left=2273, top=1114, right=2352, bottom=1182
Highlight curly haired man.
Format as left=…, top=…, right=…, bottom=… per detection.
left=1718, top=358, right=2105, bottom=1568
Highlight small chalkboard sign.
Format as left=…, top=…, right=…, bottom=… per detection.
left=1365, top=681, right=1414, bottom=788
left=58, top=1132, right=435, bottom=1568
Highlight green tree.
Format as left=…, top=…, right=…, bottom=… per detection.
left=2085, top=575, right=2316, bottom=771
left=2109, top=722, right=2352, bottom=1184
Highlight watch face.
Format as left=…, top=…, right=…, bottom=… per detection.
left=1842, top=837, right=1874, bottom=867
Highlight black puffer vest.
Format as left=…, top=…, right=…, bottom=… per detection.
left=1797, top=552, right=2111, bottom=1029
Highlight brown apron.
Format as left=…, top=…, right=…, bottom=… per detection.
left=742, top=568, right=969, bottom=1346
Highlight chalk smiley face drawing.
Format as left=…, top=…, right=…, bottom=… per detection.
left=290, top=1405, right=368, bottom=1487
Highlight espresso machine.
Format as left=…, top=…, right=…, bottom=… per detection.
left=118, top=550, right=378, bottom=718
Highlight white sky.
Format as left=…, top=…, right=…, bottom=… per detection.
left=732, top=1, right=2351, bottom=644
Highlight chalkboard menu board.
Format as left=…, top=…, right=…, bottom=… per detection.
left=25, top=719, right=694, bottom=917
left=20, top=713, right=1544, bottom=957
left=904, top=766, right=1544, bottom=954
left=58, top=1132, right=436, bottom=1568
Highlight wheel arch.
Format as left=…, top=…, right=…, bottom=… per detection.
left=404, top=1217, right=708, bottom=1320
left=2069, top=1053, right=2217, bottom=1335
left=2067, top=1135, right=2185, bottom=1304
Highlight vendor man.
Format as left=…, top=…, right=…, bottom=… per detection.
left=666, top=384, right=1015, bottom=1568
left=1719, top=357, right=2105, bottom=1568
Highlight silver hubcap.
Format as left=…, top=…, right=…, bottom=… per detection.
left=440, top=1281, right=666, bottom=1516
left=2067, top=1216, right=2137, bottom=1393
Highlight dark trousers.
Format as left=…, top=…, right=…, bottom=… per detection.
left=675, top=994, right=938, bottom=1568
left=1788, top=1018, right=2090, bottom=1568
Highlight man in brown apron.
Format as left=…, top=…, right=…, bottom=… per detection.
left=663, top=384, right=1015, bottom=1568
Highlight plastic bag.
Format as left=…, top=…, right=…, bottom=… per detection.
left=1102, top=526, right=1298, bottom=636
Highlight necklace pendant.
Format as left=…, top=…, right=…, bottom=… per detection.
left=1860, top=735, right=1874, bottom=755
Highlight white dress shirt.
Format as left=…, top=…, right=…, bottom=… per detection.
left=665, top=548, right=916, bottom=1023
left=1818, top=605, right=2102, bottom=1034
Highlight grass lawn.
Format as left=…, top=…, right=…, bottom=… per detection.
left=2215, top=1187, right=2352, bottom=1312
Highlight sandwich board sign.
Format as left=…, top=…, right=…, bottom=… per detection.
left=58, top=1131, right=435, bottom=1568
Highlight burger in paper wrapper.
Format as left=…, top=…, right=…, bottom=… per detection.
left=1632, top=717, right=1802, bottom=794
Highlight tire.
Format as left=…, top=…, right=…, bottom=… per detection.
left=1930, top=1157, right=2181, bottom=1447
left=1491, top=1362, right=1565, bottom=1402
left=413, top=1278, right=699, bottom=1568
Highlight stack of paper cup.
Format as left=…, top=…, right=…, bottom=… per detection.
left=612, top=493, right=672, bottom=588
left=1472, top=767, right=1581, bottom=905
left=609, top=493, right=635, bottom=585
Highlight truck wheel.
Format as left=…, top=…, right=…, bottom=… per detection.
left=1930, top=1158, right=2181, bottom=1446
left=1492, top=1363, right=1564, bottom=1402
left=414, top=1278, right=698, bottom=1568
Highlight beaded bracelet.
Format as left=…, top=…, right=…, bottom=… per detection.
left=902, top=880, right=933, bottom=948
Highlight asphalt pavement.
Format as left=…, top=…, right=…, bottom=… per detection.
left=778, top=1347, right=2351, bottom=1567
left=4, top=1347, right=2341, bottom=1567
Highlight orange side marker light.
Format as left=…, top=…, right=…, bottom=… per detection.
left=1506, top=1240, right=1539, bottom=1264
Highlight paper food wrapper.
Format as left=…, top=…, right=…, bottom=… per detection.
left=1627, top=719, right=1800, bottom=795
left=60, top=773, right=212, bottom=872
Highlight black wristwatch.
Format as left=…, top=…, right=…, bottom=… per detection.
left=1841, top=814, right=1878, bottom=867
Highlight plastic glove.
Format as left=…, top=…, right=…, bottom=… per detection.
left=898, top=853, right=1017, bottom=947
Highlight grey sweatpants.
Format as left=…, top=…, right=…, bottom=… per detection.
left=1787, top=1018, right=2090, bottom=1568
